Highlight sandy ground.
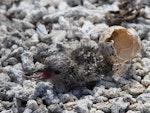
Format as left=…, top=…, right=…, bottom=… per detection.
left=0, top=0, right=150, bottom=113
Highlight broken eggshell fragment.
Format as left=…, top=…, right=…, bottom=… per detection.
left=99, top=26, right=141, bottom=64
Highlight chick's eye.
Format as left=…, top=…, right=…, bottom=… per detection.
left=53, top=70, right=61, bottom=74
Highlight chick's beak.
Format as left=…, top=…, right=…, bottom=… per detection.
left=40, top=72, right=53, bottom=79
left=32, top=66, right=54, bottom=79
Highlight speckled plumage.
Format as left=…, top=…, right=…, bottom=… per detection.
left=42, top=38, right=110, bottom=92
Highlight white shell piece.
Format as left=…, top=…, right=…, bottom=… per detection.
left=99, top=26, right=141, bottom=64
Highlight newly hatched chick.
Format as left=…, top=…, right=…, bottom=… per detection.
left=34, top=38, right=110, bottom=93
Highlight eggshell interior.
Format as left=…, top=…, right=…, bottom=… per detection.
left=106, top=29, right=134, bottom=61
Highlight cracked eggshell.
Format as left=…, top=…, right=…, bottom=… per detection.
left=99, top=26, right=141, bottom=64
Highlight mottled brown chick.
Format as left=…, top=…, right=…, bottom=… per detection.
left=36, top=38, right=111, bottom=93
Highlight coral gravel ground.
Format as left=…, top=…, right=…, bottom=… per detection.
left=0, top=0, right=150, bottom=113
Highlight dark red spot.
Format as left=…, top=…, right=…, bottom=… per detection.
left=41, top=72, right=53, bottom=78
